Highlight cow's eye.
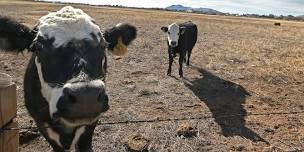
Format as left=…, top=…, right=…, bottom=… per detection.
left=168, top=32, right=170, bottom=34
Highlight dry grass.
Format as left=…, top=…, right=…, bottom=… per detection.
left=0, top=1, right=304, bottom=151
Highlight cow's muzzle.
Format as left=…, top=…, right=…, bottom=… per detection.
left=170, top=41, right=177, bottom=47
left=55, top=82, right=109, bottom=126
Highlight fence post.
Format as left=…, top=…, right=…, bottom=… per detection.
left=0, top=73, right=18, bottom=152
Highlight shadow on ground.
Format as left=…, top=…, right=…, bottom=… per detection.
left=183, top=66, right=267, bottom=143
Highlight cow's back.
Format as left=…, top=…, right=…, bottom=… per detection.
left=178, top=21, right=197, bottom=50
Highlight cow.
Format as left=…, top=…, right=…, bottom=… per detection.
left=161, top=21, right=197, bottom=77
left=274, top=22, right=281, bottom=26
left=0, top=6, right=137, bottom=152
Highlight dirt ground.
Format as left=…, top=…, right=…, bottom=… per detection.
left=0, top=1, right=304, bottom=151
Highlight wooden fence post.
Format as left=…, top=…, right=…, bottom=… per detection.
left=0, top=73, right=18, bottom=152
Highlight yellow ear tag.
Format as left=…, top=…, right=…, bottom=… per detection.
left=113, top=37, right=127, bottom=56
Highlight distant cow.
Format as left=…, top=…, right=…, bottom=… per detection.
left=161, top=21, right=197, bottom=77
left=274, top=22, right=281, bottom=26
left=0, top=6, right=136, bottom=152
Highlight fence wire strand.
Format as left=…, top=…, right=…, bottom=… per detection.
left=1, top=110, right=304, bottom=133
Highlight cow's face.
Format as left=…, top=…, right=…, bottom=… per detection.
left=33, top=39, right=109, bottom=127
left=19, top=7, right=136, bottom=126
left=29, top=6, right=109, bottom=127
left=161, top=23, right=185, bottom=47
left=0, top=6, right=137, bottom=127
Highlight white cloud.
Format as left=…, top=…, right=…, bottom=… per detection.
left=42, top=0, right=304, bottom=16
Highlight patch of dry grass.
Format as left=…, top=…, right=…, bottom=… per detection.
left=1, top=1, right=304, bottom=151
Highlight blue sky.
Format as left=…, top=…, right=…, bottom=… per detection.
left=43, top=0, right=304, bottom=16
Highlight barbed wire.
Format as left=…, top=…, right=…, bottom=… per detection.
left=1, top=110, right=304, bottom=133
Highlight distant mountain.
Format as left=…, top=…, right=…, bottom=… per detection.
left=297, top=15, right=304, bottom=18
left=166, top=5, right=222, bottom=14
left=166, top=5, right=192, bottom=11
left=194, top=8, right=221, bottom=14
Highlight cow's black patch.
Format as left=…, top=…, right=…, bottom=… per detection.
left=0, top=16, right=36, bottom=51
left=30, top=35, right=106, bottom=84
left=104, top=23, right=137, bottom=50
left=161, top=26, right=168, bottom=32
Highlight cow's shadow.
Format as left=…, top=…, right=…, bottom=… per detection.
left=183, top=66, right=267, bottom=143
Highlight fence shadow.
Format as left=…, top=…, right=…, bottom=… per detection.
left=183, top=66, right=267, bottom=143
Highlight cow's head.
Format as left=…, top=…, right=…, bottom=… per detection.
left=161, top=23, right=186, bottom=47
left=0, top=6, right=137, bottom=127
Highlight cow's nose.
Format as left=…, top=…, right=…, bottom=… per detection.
left=64, top=86, right=102, bottom=103
left=57, top=85, right=109, bottom=119
left=171, top=41, right=177, bottom=46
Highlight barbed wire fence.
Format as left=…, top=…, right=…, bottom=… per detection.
left=1, top=110, right=304, bottom=133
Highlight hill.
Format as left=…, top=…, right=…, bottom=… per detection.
left=166, top=4, right=222, bottom=14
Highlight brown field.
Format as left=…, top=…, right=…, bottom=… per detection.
left=1, top=1, right=304, bottom=151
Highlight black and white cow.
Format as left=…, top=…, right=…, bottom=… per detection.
left=0, top=6, right=136, bottom=152
left=161, top=21, right=197, bottom=77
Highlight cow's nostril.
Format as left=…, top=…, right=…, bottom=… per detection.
left=171, top=41, right=177, bottom=45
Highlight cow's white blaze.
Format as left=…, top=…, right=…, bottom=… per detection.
left=36, top=6, right=103, bottom=48
left=35, top=57, right=63, bottom=118
left=45, top=123, right=86, bottom=150
left=167, top=23, right=180, bottom=47
left=70, top=126, right=85, bottom=150
left=45, top=123, right=62, bottom=147
left=35, top=57, right=105, bottom=124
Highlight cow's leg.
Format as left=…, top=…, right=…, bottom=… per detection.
left=37, top=125, right=65, bottom=152
left=76, top=123, right=97, bottom=152
left=167, top=48, right=174, bottom=76
left=186, top=49, right=192, bottom=66
left=179, top=53, right=185, bottom=77
left=48, top=141, right=65, bottom=152
left=167, top=55, right=173, bottom=76
left=43, top=137, right=65, bottom=152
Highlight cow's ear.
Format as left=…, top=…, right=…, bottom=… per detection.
left=0, top=16, right=36, bottom=52
left=180, top=27, right=186, bottom=35
left=161, top=26, right=168, bottom=32
left=104, top=23, right=137, bottom=56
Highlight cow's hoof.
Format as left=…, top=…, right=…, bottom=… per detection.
left=179, top=71, right=183, bottom=77
left=167, top=70, right=172, bottom=76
